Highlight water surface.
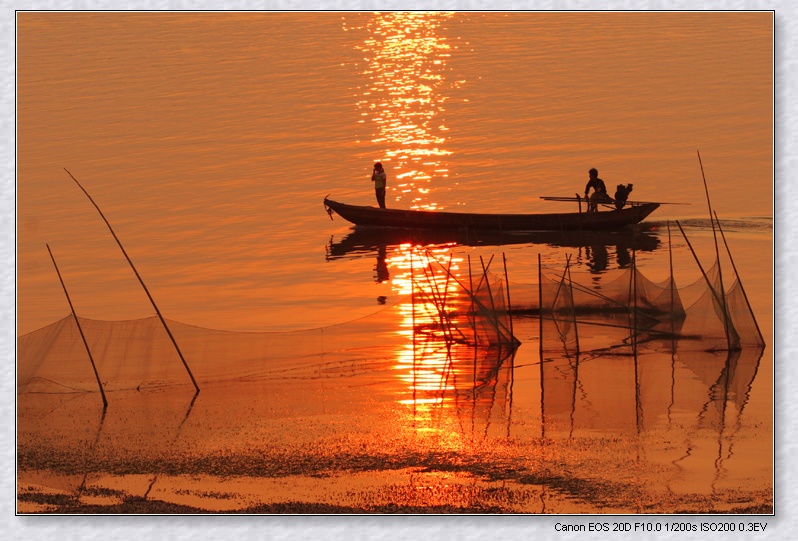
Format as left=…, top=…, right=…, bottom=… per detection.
left=16, top=11, right=773, bottom=514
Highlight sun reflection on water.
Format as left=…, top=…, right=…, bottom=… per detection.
left=383, top=245, right=516, bottom=440
left=389, top=246, right=463, bottom=411
left=353, top=12, right=456, bottom=210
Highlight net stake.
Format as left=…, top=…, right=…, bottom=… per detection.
left=714, top=211, right=766, bottom=346
left=697, top=151, right=733, bottom=351
left=46, top=243, right=108, bottom=409
left=64, top=168, right=200, bottom=394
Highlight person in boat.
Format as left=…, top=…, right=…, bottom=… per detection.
left=584, top=167, right=612, bottom=212
left=371, top=162, right=387, bottom=209
left=614, top=183, right=634, bottom=209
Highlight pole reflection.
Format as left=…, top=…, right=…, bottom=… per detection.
left=388, top=245, right=517, bottom=438
left=392, top=245, right=463, bottom=410
left=354, top=12, right=456, bottom=210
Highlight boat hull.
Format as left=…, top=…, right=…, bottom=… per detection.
left=324, top=198, right=659, bottom=232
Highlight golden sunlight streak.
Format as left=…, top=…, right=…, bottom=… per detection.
left=355, top=12, right=455, bottom=210
left=390, top=246, right=463, bottom=414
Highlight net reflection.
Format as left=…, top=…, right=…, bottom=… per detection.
left=387, top=245, right=518, bottom=434
left=354, top=12, right=456, bottom=210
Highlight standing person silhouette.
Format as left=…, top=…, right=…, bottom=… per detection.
left=584, top=167, right=610, bottom=212
left=371, top=162, right=387, bottom=209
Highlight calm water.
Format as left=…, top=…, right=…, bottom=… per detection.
left=16, top=12, right=773, bottom=514
left=17, top=11, right=772, bottom=334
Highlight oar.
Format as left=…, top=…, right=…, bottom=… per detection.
left=540, top=196, right=689, bottom=205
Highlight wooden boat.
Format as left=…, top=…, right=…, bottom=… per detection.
left=323, top=197, right=660, bottom=232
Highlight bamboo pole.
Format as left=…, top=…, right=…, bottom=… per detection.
left=538, top=253, right=544, bottom=358
left=507, top=347, right=515, bottom=439
left=468, top=255, right=477, bottom=346
left=625, top=249, right=635, bottom=338
left=633, top=242, right=638, bottom=345
left=538, top=253, right=545, bottom=439
left=675, top=220, right=736, bottom=351
left=634, top=334, right=641, bottom=434
left=476, top=254, right=495, bottom=292
left=425, top=252, right=459, bottom=346
left=632, top=246, right=641, bottom=433
left=479, top=255, right=517, bottom=348
left=410, top=250, right=417, bottom=417
left=633, top=222, right=639, bottom=338
left=64, top=169, right=200, bottom=393
left=46, top=244, right=108, bottom=409
left=548, top=260, right=572, bottom=348
left=714, top=211, right=766, bottom=345
left=697, top=151, right=733, bottom=351
left=565, top=255, right=580, bottom=356
left=479, top=255, right=499, bottom=340
left=675, top=221, right=722, bottom=301
left=668, top=221, right=676, bottom=317
left=502, top=252, right=515, bottom=341
left=468, top=255, right=478, bottom=405
left=667, top=221, right=677, bottom=423
left=446, top=258, right=512, bottom=344
left=551, top=262, right=568, bottom=313
left=426, top=254, right=470, bottom=345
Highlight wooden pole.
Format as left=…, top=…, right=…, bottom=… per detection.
left=468, top=254, right=476, bottom=346
left=480, top=255, right=499, bottom=340
left=675, top=221, right=722, bottom=301
left=675, top=220, right=735, bottom=350
left=565, top=255, right=580, bottom=356
left=502, top=252, right=515, bottom=343
left=64, top=169, right=200, bottom=393
left=632, top=243, right=638, bottom=346
left=478, top=255, right=512, bottom=341
left=668, top=220, right=678, bottom=352
left=667, top=221, right=677, bottom=422
left=668, top=221, right=675, bottom=317
left=633, top=221, right=639, bottom=339
left=696, top=151, right=733, bottom=351
left=538, top=253, right=545, bottom=439
left=538, top=253, right=544, bottom=358
left=423, top=252, right=461, bottom=345
left=46, top=244, right=108, bottom=409
left=410, top=250, right=417, bottom=416
left=445, top=257, right=511, bottom=345
left=714, top=211, right=766, bottom=345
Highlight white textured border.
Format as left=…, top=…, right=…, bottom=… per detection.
left=4, top=1, right=789, bottom=540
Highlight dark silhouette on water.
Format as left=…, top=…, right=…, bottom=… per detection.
left=371, top=162, right=387, bottom=209
left=326, top=227, right=661, bottom=263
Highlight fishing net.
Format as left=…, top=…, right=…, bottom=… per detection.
left=17, top=228, right=764, bottom=404
left=505, top=257, right=763, bottom=355
left=17, top=310, right=401, bottom=394
left=17, top=253, right=520, bottom=397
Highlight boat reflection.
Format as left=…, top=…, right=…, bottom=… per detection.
left=327, top=226, right=661, bottom=280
